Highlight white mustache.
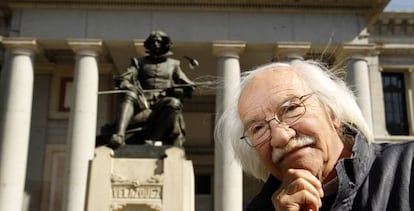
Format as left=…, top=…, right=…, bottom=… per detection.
left=272, top=135, right=315, bottom=163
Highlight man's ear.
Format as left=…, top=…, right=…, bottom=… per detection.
left=330, top=110, right=341, bottom=130
left=325, top=105, right=340, bottom=130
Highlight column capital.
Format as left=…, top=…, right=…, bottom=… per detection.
left=335, top=43, right=376, bottom=62
left=273, top=42, right=311, bottom=61
left=133, top=39, right=146, bottom=57
left=212, top=41, right=246, bottom=58
left=1, top=37, right=40, bottom=55
left=67, top=39, right=103, bottom=56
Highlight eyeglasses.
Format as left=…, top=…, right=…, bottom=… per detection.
left=240, top=93, right=314, bottom=147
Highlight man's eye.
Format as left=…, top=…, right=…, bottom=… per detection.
left=248, top=123, right=266, bottom=135
left=278, top=102, right=303, bottom=119
left=279, top=103, right=299, bottom=114
left=285, top=103, right=301, bottom=113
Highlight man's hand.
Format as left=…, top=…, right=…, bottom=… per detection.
left=272, top=169, right=324, bottom=211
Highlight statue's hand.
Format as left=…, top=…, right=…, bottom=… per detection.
left=118, top=81, right=134, bottom=90
left=183, top=86, right=194, bottom=99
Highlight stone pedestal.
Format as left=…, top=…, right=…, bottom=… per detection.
left=86, top=145, right=194, bottom=211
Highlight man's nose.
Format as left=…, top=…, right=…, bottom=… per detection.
left=268, top=120, right=295, bottom=147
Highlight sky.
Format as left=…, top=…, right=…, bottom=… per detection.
left=385, top=0, right=414, bottom=11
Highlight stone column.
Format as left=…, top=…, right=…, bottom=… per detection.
left=0, top=37, right=38, bottom=211
left=212, top=41, right=245, bottom=211
left=408, top=68, right=414, bottom=135
left=366, top=52, right=389, bottom=136
left=337, top=44, right=375, bottom=131
left=274, top=42, right=311, bottom=63
left=63, top=39, right=102, bottom=211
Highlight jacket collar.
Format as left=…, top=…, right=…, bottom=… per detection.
left=335, top=132, right=376, bottom=200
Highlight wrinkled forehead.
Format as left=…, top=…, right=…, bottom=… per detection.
left=238, top=67, right=309, bottom=114
left=241, top=67, right=307, bottom=95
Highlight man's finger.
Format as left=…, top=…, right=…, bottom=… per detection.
left=286, top=177, right=323, bottom=199
left=284, top=169, right=324, bottom=197
left=274, top=189, right=321, bottom=211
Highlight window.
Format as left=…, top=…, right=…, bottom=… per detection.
left=195, top=175, right=211, bottom=195
left=382, top=72, right=409, bottom=135
left=49, top=69, right=74, bottom=119
left=195, top=174, right=213, bottom=211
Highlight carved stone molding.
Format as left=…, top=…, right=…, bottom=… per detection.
left=1, top=37, right=40, bottom=55
left=274, top=42, right=311, bottom=61
left=335, top=44, right=376, bottom=63
left=212, top=41, right=246, bottom=58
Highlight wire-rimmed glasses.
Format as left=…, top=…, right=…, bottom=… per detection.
left=240, top=93, right=314, bottom=147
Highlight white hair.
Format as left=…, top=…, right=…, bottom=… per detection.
left=214, top=60, right=373, bottom=181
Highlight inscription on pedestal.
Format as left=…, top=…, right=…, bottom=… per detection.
left=112, top=185, right=162, bottom=199
left=111, top=174, right=163, bottom=201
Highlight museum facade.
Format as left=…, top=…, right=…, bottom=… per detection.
left=0, top=0, right=413, bottom=211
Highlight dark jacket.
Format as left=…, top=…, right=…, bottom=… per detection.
left=246, top=133, right=414, bottom=211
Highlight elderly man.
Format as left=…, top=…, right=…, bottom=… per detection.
left=214, top=60, right=414, bottom=211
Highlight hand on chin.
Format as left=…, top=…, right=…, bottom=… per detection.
left=272, top=168, right=324, bottom=211
left=277, top=147, right=322, bottom=180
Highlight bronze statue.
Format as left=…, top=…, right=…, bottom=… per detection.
left=106, top=31, right=195, bottom=149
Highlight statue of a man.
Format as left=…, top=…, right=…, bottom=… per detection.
left=108, top=30, right=194, bottom=149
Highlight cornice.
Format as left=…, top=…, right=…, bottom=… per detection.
left=369, top=11, right=414, bottom=40
left=375, top=43, right=414, bottom=56
left=4, top=0, right=388, bottom=17
left=378, top=11, right=414, bottom=20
